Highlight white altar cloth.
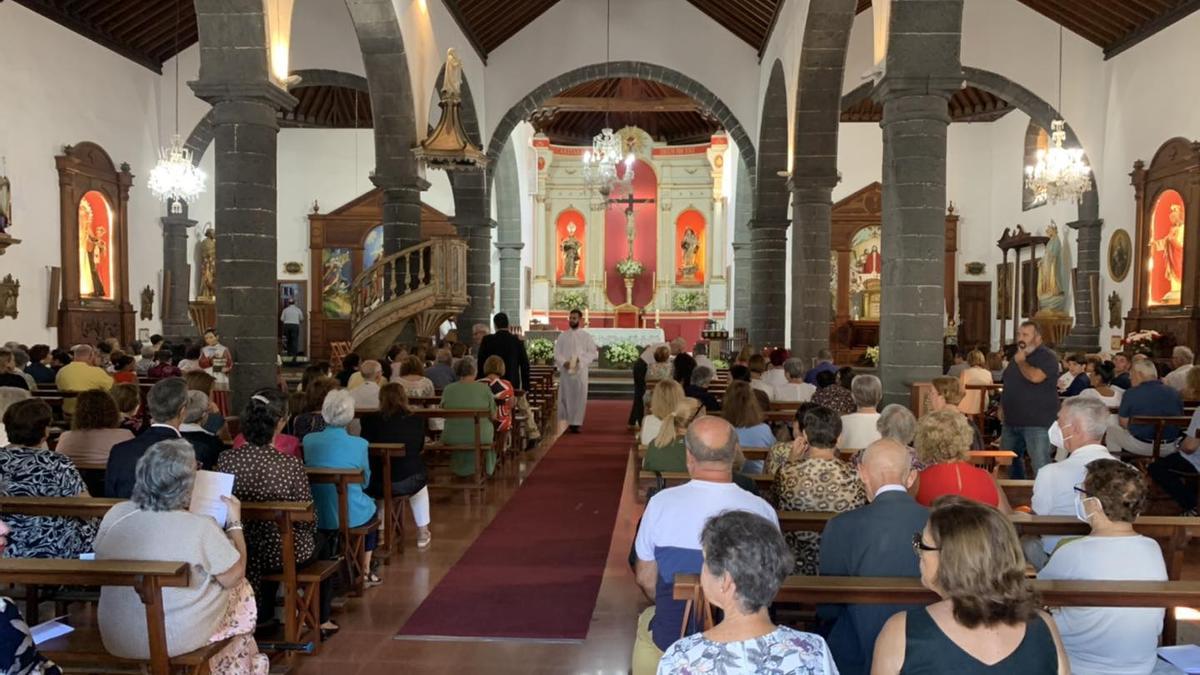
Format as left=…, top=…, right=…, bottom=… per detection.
left=584, top=328, right=665, bottom=348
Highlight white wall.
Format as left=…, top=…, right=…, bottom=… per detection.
left=0, top=3, right=166, bottom=344
left=290, top=0, right=365, bottom=76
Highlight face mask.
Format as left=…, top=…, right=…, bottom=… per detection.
left=1074, top=493, right=1097, bottom=523
left=1048, top=421, right=1071, bottom=449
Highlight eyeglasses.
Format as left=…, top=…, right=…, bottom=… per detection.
left=912, top=532, right=939, bottom=554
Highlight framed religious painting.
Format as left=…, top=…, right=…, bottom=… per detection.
left=1107, top=229, right=1131, bottom=283
left=55, top=142, right=134, bottom=347
left=1127, top=137, right=1200, bottom=348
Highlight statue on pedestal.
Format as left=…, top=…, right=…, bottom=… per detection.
left=1151, top=203, right=1185, bottom=304
left=680, top=227, right=699, bottom=280
left=560, top=222, right=581, bottom=281
left=198, top=226, right=216, bottom=300
left=1037, top=222, right=1070, bottom=315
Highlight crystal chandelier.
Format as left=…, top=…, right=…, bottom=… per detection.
left=1023, top=25, right=1091, bottom=205
left=149, top=2, right=206, bottom=214
left=583, top=128, right=634, bottom=198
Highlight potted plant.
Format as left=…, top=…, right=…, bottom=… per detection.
left=863, top=346, right=880, bottom=366
left=554, top=289, right=588, bottom=312
left=526, top=338, right=554, bottom=365
left=672, top=290, right=705, bottom=312
left=604, top=341, right=640, bottom=370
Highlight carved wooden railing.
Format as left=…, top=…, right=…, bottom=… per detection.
left=350, top=235, right=468, bottom=348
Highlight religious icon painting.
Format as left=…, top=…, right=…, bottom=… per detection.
left=849, top=225, right=882, bottom=320
left=1107, top=228, right=1131, bottom=284
left=675, top=209, right=705, bottom=286
left=321, top=248, right=353, bottom=318
left=1147, top=190, right=1185, bottom=306
left=77, top=190, right=114, bottom=300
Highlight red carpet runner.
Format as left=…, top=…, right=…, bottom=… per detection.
left=396, top=400, right=631, bottom=641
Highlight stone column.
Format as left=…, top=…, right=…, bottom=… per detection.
left=731, top=241, right=752, bottom=336
left=1063, top=218, right=1104, bottom=352
left=451, top=169, right=492, bottom=346
left=790, top=180, right=836, bottom=364
left=495, top=241, right=524, bottom=319
left=373, top=173, right=427, bottom=258
left=749, top=220, right=789, bottom=348
left=875, top=0, right=964, bottom=406
left=160, top=210, right=196, bottom=342
left=189, top=82, right=296, bottom=412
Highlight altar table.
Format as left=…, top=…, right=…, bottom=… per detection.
left=583, top=327, right=665, bottom=347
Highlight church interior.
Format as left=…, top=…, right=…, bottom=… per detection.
left=3, top=0, right=1200, bottom=673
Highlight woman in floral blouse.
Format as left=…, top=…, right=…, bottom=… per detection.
left=772, top=405, right=865, bottom=575
left=215, top=389, right=337, bottom=637
left=0, top=519, right=62, bottom=674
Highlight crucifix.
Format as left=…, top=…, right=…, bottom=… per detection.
left=608, top=190, right=655, bottom=258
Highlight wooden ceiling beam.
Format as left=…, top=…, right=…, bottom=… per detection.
left=1105, top=0, right=1200, bottom=59
left=440, top=0, right=488, bottom=64
left=539, top=96, right=703, bottom=113
left=10, top=0, right=163, bottom=72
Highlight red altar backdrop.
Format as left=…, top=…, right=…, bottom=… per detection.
left=1148, top=188, right=1185, bottom=305
left=555, top=208, right=586, bottom=284
left=605, top=159, right=658, bottom=307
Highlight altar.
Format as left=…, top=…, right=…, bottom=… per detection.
left=526, top=327, right=664, bottom=348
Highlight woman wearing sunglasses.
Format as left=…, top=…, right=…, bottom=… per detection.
left=873, top=496, right=1069, bottom=674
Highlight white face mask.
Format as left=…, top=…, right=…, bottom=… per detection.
left=1074, top=493, right=1098, bottom=523
left=1048, top=421, right=1070, bottom=449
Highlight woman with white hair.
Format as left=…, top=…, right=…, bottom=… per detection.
left=179, top=390, right=225, bottom=470
left=94, top=439, right=268, bottom=673
left=302, top=389, right=381, bottom=587
left=837, top=374, right=883, bottom=450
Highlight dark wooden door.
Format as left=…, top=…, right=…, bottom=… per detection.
left=958, top=282, right=991, bottom=352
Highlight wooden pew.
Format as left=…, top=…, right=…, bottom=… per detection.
left=413, top=408, right=493, bottom=503
left=367, top=443, right=408, bottom=562
left=636, top=470, right=773, bottom=503
left=1126, top=415, right=1192, bottom=461
left=306, top=467, right=373, bottom=596
left=673, top=573, right=1200, bottom=642
left=0, top=558, right=220, bottom=675
left=999, top=479, right=1035, bottom=507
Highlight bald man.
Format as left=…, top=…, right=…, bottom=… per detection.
left=818, top=438, right=929, bottom=675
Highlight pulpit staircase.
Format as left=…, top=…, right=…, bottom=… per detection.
left=350, top=235, right=469, bottom=357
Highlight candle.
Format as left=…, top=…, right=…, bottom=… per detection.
left=655, top=309, right=661, bottom=325
left=584, top=307, right=589, bottom=325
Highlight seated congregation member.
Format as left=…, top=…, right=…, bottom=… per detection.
left=804, top=349, right=837, bottom=385
left=876, top=403, right=917, bottom=448
left=1106, top=358, right=1183, bottom=457
left=646, top=345, right=672, bottom=382
left=110, top=354, right=138, bottom=384
left=217, top=390, right=337, bottom=635
left=1078, top=360, right=1124, bottom=409
left=0, top=518, right=63, bottom=674
left=335, top=353, right=360, bottom=388
left=1112, top=352, right=1133, bottom=390
left=424, top=349, right=456, bottom=391
left=632, top=417, right=778, bottom=675
left=762, top=348, right=790, bottom=390
left=642, top=402, right=693, bottom=474
left=8, top=349, right=37, bottom=390
left=24, top=344, right=56, bottom=385
left=914, top=409, right=1003, bottom=508
left=0, top=399, right=95, bottom=558
left=837, top=374, right=882, bottom=450
left=481, top=356, right=515, bottom=438
left=766, top=402, right=822, bottom=475
left=55, top=389, right=134, bottom=477
left=441, top=357, right=498, bottom=478
left=1182, top=364, right=1200, bottom=402
left=95, top=440, right=268, bottom=672
left=106, top=378, right=188, bottom=499
left=656, top=511, right=836, bottom=675
left=775, top=406, right=865, bottom=575
left=0, top=386, right=30, bottom=446
left=672, top=353, right=697, bottom=390
left=135, top=345, right=156, bottom=376
left=110, top=382, right=143, bottom=435
left=721, top=381, right=773, bottom=473
left=733, top=346, right=753, bottom=369
left=179, top=390, right=225, bottom=470
left=393, top=355, right=435, bottom=400
left=812, top=369, right=855, bottom=416
left=1039, top=459, right=1166, bottom=675
left=147, top=349, right=182, bottom=379
left=291, top=376, right=336, bottom=440
left=177, top=345, right=203, bottom=373
left=0, top=349, right=29, bottom=391
left=692, top=341, right=715, bottom=373
left=684, top=365, right=720, bottom=413
left=747, top=354, right=775, bottom=401
left=641, top=379, right=686, bottom=446
left=773, top=357, right=816, bottom=403
left=299, top=363, right=331, bottom=393
left=928, top=376, right=984, bottom=450
left=1163, top=345, right=1194, bottom=393
left=1150, top=403, right=1200, bottom=515
left=303, top=390, right=381, bottom=588
left=1060, top=353, right=1092, bottom=396
left=56, top=344, right=114, bottom=415
left=359, top=383, right=432, bottom=549
left=873, top=496, right=1068, bottom=675
left=184, top=371, right=226, bottom=435
left=958, top=349, right=993, bottom=415
left=818, top=438, right=928, bottom=675
left=349, top=359, right=383, bottom=410
left=1027, top=397, right=1114, bottom=569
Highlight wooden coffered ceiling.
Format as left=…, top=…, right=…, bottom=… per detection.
left=856, top=0, right=1200, bottom=59
left=279, top=85, right=373, bottom=130
left=529, top=78, right=720, bottom=146
left=842, top=85, right=1013, bottom=123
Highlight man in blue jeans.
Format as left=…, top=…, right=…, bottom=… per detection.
left=1000, top=320, right=1059, bottom=477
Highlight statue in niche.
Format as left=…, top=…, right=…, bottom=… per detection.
left=560, top=222, right=581, bottom=281
left=441, top=48, right=463, bottom=99
left=680, top=228, right=700, bottom=279
left=1108, top=291, right=1123, bottom=329
left=1151, top=203, right=1185, bottom=303
left=79, top=199, right=107, bottom=298
left=140, top=285, right=154, bottom=321
left=0, top=274, right=17, bottom=319
left=0, top=174, right=10, bottom=233
left=624, top=205, right=636, bottom=259
left=1037, top=222, right=1070, bottom=315
left=198, top=226, right=216, bottom=300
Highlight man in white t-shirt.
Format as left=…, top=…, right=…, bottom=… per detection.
left=1026, top=397, right=1113, bottom=568
left=280, top=300, right=303, bottom=357
left=631, top=416, right=777, bottom=675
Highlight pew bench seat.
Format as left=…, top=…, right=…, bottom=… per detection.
left=39, top=629, right=232, bottom=675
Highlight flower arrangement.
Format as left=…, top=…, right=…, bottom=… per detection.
left=616, top=257, right=644, bottom=278
left=864, top=346, right=880, bottom=366
left=605, top=342, right=640, bottom=369
left=554, top=289, right=588, bottom=312
left=1122, top=329, right=1163, bottom=356
left=672, top=290, right=706, bottom=312
left=526, top=338, right=554, bottom=363
left=711, top=357, right=730, bottom=370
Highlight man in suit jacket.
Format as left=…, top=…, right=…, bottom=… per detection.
left=476, top=312, right=530, bottom=392
left=105, top=378, right=189, bottom=498
left=818, top=438, right=929, bottom=675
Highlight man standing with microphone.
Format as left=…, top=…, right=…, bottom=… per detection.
left=1000, top=320, right=1060, bottom=478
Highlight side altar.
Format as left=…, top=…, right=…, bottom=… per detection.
left=529, top=126, right=729, bottom=346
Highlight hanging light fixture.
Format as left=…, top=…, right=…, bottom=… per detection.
left=581, top=0, right=635, bottom=199
left=1024, top=25, right=1091, bottom=205
left=149, top=1, right=206, bottom=214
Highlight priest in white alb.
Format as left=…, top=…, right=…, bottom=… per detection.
left=555, top=308, right=599, bottom=433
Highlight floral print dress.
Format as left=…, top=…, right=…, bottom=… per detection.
left=0, top=447, right=95, bottom=559
left=773, top=453, right=866, bottom=575
left=0, top=596, right=61, bottom=674
left=656, top=626, right=837, bottom=675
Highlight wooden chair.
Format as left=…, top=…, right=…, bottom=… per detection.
left=415, top=408, right=493, bottom=504
left=1125, top=415, right=1192, bottom=461
left=998, top=479, right=1034, bottom=507
left=305, top=467, right=374, bottom=596
left=367, top=443, right=409, bottom=561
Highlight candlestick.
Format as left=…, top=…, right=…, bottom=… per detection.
left=655, top=309, right=660, bottom=326
left=583, top=307, right=589, bottom=325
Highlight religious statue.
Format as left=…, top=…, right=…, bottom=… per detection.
left=859, top=245, right=882, bottom=276
left=198, top=226, right=217, bottom=300
left=79, top=199, right=107, bottom=298
left=441, top=48, right=463, bottom=99
left=680, top=227, right=700, bottom=279
left=560, top=222, right=581, bottom=280
left=0, top=175, right=11, bottom=234
left=624, top=205, right=636, bottom=259
left=1036, top=222, right=1071, bottom=315
left=140, top=285, right=154, bottom=321
left=0, top=274, right=18, bottom=319
left=1108, top=291, right=1123, bottom=329
left=1151, top=203, right=1185, bottom=303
